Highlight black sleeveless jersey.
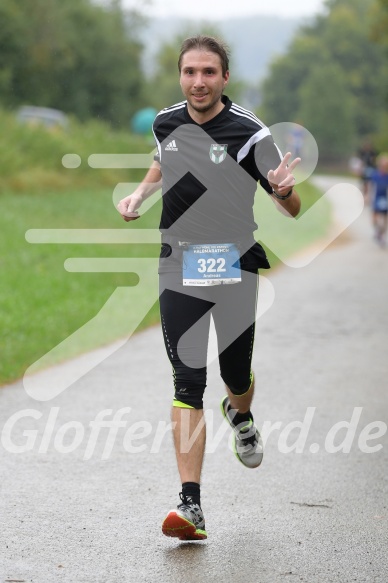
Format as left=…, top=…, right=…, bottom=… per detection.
left=153, top=95, right=282, bottom=266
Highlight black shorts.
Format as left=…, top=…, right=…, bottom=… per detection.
left=159, top=267, right=259, bottom=409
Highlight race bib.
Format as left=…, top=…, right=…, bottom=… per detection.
left=182, top=243, right=241, bottom=286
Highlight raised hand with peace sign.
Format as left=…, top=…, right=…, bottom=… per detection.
left=267, top=151, right=301, bottom=217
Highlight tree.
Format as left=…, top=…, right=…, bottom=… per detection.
left=369, top=0, right=388, bottom=150
left=314, top=0, right=384, bottom=136
left=260, top=35, right=326, bottom=125
left=0, top=0, right=147, bottom=126
left=371, top=0, right=388, bottom=50
left=260, top=0, right=386, bottom=159
left=298, top=62, right=356, bottom=162
left=145, top=40, right=185, bottom=110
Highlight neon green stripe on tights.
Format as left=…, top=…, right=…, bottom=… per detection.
left=173, top=399, right=194, bottom=409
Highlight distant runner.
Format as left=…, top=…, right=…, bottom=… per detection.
left=370, top=154, right=388, bottom=246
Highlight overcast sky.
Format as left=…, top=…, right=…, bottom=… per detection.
left=124, top=0, right=327, bottom=19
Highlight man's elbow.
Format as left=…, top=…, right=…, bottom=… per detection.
left=290, top=201, right=301, bottom=218
left=289, top=191, right=301, bottom=218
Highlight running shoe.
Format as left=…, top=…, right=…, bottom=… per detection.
left=162, top=493, right=207, bottom=540
left=220, top=396, right=263, bottom=468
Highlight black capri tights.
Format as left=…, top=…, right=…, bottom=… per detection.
left=159, top=269, right=258, bottom=409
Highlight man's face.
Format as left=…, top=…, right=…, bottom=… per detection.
left=179, top=49, right=229, bottom=116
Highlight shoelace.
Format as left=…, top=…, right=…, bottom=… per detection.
left=238, top=427, right=257, bottom=448
left=227, top=404, right=256, bottom=445
left=178, top=493, right=204, bottom=525
left=179, top=492, right=192, bottom=507
left=178, top=493, right=201, bottom=511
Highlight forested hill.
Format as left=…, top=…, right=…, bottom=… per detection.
left=141, top=15, right=305, bottom=82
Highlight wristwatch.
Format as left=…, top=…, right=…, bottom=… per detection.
left=271, top=187, right=293, bottom=200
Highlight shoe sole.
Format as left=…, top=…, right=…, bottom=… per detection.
left=162, top=511, right=207, bottom=541
left=220, top=396, right=263, bottom=469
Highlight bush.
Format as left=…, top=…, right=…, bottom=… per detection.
left=0, top=108, right=153, bottom=193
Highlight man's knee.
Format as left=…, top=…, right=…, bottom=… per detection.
left=221, top=370, right=254, bottom=396
left=171, top=364, right=206, bottom=409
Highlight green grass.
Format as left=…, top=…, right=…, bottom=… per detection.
left=0, top=180, right=329, bottom=385
left=1, top=186, right=163, bottom=383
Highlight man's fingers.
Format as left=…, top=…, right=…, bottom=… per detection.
left=269, top=152, right=295, bottom=177
left=278, top=178, right=295, bottom=188
left=288, top=157, right=301, bottom=172
left=268, top=153, right=302, bottom=187
left=117, top=200, right=140, bottom=221
left=280, top=151, right=292, bottom=168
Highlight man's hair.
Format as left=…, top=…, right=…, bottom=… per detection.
left=178, top=35, right=230, bottom=76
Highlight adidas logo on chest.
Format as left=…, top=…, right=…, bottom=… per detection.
left=165, top=140, right=178, bottom=151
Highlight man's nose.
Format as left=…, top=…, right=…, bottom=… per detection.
left=193, top=73, right=205, bottom=87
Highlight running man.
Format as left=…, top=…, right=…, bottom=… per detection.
left=357, top=139, right=379, bottom=202
left=117, top=35, right=301, bottom=541
left=370, top=153, right=388, bottom=246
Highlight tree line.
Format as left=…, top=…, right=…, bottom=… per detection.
left=1, top=0, right=387, bottom=161
left=260, top=0, right=388, bottom=162
left=0, top=0, right=146, bottom=126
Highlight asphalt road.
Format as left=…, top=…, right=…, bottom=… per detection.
left=1, top=176, right=387, bottom=583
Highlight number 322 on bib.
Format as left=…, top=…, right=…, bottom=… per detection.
left=182, top=243, right=241, bottom=286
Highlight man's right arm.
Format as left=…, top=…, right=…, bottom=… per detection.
left=117, top=160, right=162, bottom=222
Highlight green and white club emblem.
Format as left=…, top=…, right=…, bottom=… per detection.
left=209, top=144, right=228, bottom=164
